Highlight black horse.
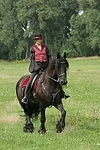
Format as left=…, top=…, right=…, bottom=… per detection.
left=16, top=52, right=69, bottom=134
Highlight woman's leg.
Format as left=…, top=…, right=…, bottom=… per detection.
left=21, top=72, right=37, bottom=104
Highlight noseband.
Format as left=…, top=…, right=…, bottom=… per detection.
left=47, top=61, right=66, bottom=83
left=47, top=72, right=66, bottom=83
left=58, top=73, right=66, bottom=77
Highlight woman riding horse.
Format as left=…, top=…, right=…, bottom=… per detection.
left=16, top=52, right=69, bottom=134
left=22, top=34, right=69, bottom=104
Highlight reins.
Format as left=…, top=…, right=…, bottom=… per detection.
left=46, top=75, right=59, bottom=83
left=46, top=73, right=66, bottom=83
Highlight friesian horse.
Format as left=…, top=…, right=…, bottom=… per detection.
left=16, top=52, right=69, bottom=134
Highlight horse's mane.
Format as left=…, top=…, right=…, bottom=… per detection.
left=48, top=54, right=69, bottom=69
left=49, top=57, right=56, bottom=64
left=43, top=53, right=69, bottom=79
left=47, top=57, right=56, bottom=71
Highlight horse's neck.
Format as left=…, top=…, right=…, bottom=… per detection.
left=46, top=59, right=57, bottom=79
left=43, top=59, right=58, bottom=89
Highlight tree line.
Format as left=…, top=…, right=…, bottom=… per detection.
left=0, top=0, right=100, bottom=60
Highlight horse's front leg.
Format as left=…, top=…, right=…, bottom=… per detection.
left=55, top=102, right=66, bottom=133
left=38, top=106, right=46, bottom=134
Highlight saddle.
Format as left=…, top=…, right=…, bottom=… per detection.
left=21, top=73, right=43, bottom=90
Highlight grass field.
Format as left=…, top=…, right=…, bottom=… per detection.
left=0, top=57, right=100, bottom=150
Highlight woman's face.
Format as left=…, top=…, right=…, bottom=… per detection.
left=35, top=39, right=42, bottom=45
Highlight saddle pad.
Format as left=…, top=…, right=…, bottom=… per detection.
left=21, top=75, right=40, bottom=90
left=21, top=76, right=30, bottom=87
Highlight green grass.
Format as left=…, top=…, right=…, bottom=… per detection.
left=0, top=57, right=100, bottom=150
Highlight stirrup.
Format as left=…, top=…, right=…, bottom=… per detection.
left=21, top=96, right=28, bottom=104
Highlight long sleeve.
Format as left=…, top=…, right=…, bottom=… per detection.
left=30, top=47, right=35, bottom=60
left=29, top=46, right=40, bottom=73
left=46, top=46, right=52, bottom=62
left=46, top=46, right=51, bottom=58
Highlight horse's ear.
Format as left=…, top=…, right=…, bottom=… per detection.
left=57, top=52, right=60, bottom=59
left=64, top=52, right=66, bottom=59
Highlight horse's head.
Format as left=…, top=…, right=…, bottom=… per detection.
left=55, top=52, right=69, bottom=85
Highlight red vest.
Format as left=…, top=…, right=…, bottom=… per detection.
left=32, top=44, right=48, bottom=62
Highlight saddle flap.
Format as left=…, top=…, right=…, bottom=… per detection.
left=21, top=76, right=30, bottom=87
left=21, top=74, right=41, bottom=90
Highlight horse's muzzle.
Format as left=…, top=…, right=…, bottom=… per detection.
left=60, top=80, right=68, bottom=85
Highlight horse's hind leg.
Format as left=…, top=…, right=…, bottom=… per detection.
left=23, top=105, right=34, bottom=133
left=54, top=102, right=66, bottom=133
left=23, top=113, right=34, bottom=133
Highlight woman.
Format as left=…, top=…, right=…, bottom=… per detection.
left=22, top=34, right=51, bottom=104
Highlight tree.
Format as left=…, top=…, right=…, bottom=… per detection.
left=1, top=0, right=99, bottom=60
left=86, top=9, right=100, bottom=56
left=68, top=0, right=100, bottom=56
left=0, top=0, right=23, bottom=60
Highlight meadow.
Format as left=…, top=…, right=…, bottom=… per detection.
left=0, top=57, right=100, bottom=150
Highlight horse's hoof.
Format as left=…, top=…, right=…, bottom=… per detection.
left=38, top=129, right=46, bottom=134
left=56, top=122, right=64, bottom=133
left=23, top=124, right=34, bottom=133
left=56, top=126, right=63, bottom=133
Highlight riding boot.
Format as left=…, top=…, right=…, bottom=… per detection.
left=21, top=72, right=37, bottom=104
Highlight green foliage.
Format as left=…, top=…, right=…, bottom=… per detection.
left=69, top=0, right=100, bottom=56
left=0, top=0, right=79, bottom=59
left=0, top=0, right=100, bottom=60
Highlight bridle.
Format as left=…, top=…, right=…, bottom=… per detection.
left=41, top=59, right=67, bottom=104
left=42, top=82, right=60, bottom=105
left=47, top=60, right=67, bottom=83
left=46, top=72, right=66, bottom=83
